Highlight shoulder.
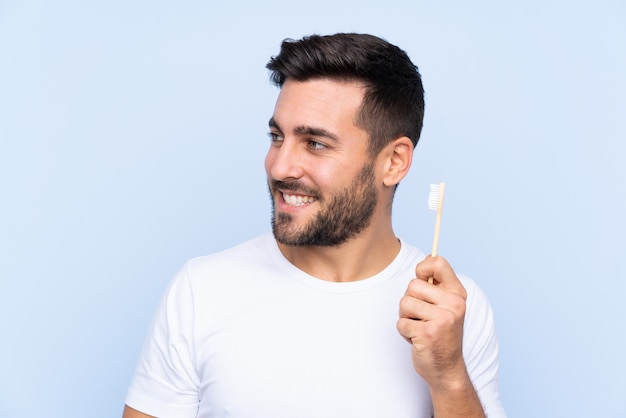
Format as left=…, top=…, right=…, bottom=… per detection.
left=182, top=233, right=278, bottom=277
left=457, top=273, right=499, bottom=369
left=456, top=274, right=505, bottom=415
left=164, top=233, right=285, bottom=300
left=155, top=233, right=285, bottom=323
left=457, top=274, right=493, bottom=318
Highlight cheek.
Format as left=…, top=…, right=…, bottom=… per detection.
left=313, top=165, right=352, bottom=194
left=264, top=150, right=275, bottom=176
left=314, top=168, right=336, bottom=185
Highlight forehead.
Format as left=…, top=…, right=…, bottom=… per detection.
left=272, top=78, right=366, bottom=131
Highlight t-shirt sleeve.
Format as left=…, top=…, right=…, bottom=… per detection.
left=460, top=275, right=507, bottom=418
left=125, top=264, right=200, bottom=418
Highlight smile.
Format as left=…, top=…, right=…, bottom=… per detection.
left=281, top=192, right=317, bottom=206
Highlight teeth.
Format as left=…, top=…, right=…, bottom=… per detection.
left=282, top=192, right=316, bottom=206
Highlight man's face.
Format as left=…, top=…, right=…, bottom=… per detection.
left=265, top=78, right=380, bottom=247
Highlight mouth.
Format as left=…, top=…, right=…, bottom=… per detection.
left=281, top=191, right=318, bottom=207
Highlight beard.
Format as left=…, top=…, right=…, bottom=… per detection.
left=269, top=164, right=378, bottom=247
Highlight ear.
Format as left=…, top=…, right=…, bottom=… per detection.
left=381, top=136, right=413, bottom=187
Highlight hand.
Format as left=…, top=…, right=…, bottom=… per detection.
left=396, top=255, right=468, bottom=390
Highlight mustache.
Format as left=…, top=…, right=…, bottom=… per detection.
left=270, top=179, right=319, bottom=197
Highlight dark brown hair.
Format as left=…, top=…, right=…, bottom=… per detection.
left=266, top=33, right=425, bottom=155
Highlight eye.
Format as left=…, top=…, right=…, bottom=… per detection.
left=268, top=132, right=283, bottom=143
left=307, top=140, right=328, bottom=151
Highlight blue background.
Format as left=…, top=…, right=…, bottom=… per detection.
left=1, top=1, right=625, bottom=417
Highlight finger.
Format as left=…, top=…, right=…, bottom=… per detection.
left=404, top=276, right=461, bottom=305
left=401, top=283, right=466, bottom=321
left=397, top=315, right=447, bottom=345
left=415, top=255, right=455, bottom=283
left=403, top=278, right=467, bottom=325
left=403, top=278, right=439, bottom=304
left=415, top=256, right=466, bottom=298
left=398, top=290, right=439, bottom=321
left=397, top=316, right=425, bottom=342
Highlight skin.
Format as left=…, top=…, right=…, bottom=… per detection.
left=123, top=78, right=485, bottom=417
left=122, top=405, right=153, bottom=418
left=269, top=160, right=379, bottom=247
left=265, top=78, right=405, bottom=281
left=398, top=255, right=485, bottom=417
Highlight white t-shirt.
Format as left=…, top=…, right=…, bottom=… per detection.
left=126, top=234, right=505, bottom=417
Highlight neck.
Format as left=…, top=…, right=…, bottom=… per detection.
left=276, top=226, right=401, bottom=282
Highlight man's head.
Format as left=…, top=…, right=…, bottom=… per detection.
left=265, top=34, right=423, bottom=248
left=266, top=33, right=425, bottom=156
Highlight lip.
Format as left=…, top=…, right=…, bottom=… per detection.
left=277, top=189, right=317, bottom=211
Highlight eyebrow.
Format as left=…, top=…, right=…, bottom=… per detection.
left=268, top=117, right=340, bottom=143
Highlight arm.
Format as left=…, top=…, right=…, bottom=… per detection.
left=123, top=267, right=202, bottom=418
left=397, top=255, right=485, bottom=417
left=122, top=405, right=155, bottom=418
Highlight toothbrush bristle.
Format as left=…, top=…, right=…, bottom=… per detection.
left=428, top=184, right=441, bottom=211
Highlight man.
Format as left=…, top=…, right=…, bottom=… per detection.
left=123, top=33, right=505, bottom=417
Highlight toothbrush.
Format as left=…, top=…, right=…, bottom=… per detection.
left=427, top=182, right=446, bottom=284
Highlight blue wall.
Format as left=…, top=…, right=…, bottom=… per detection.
left=1, top=1, right=625, bottom=416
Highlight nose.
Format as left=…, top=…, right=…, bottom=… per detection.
left=265, top=139, right=304, bottom=181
